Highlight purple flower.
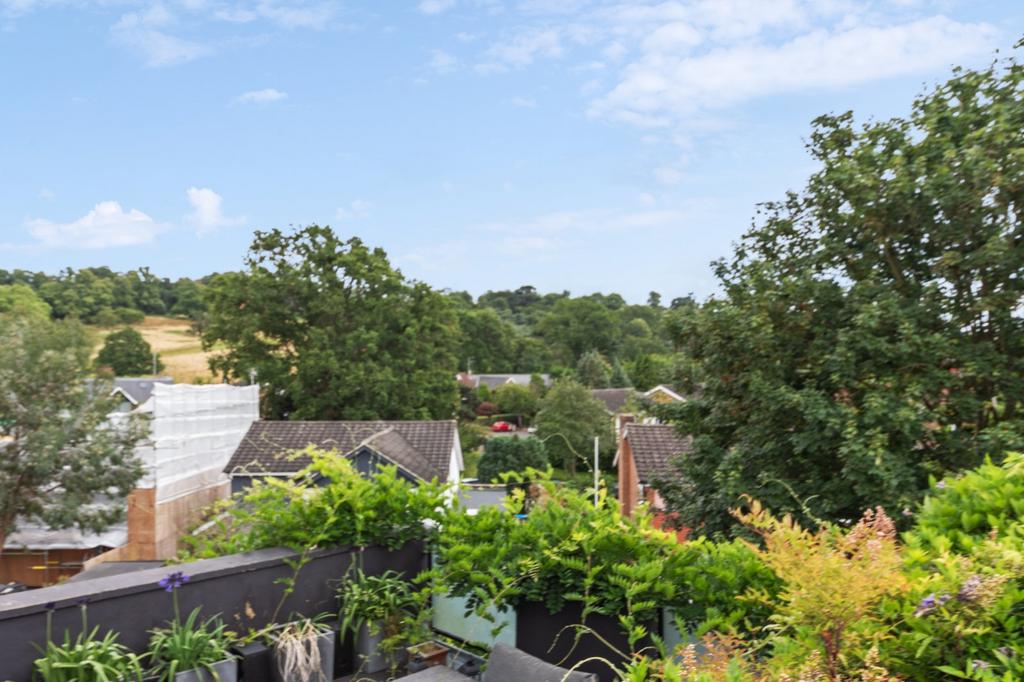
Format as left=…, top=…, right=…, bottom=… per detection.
left=972, top=660, right=991, bottom=671
left=158, top=571, right=190, bottom=593
left=914, top=592, right=951, bottom=618
left=936, top=480, right=946, bottom=490
left=957, top=575, right=983, bottom=603
left=997, top=647, right=1014, bottom=659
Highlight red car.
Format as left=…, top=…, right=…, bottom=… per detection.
left=491, top=421, right=513, bottom=432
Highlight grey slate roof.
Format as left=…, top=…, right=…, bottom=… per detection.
left=624, top=423, right=691, bottom=482
left=590, top=388, right=639, bottom=414
left=462, top=373, right=551, bottom=390
left=113, top=377, right=174, bottom=405
left=223, top=420, right=457, bottom=480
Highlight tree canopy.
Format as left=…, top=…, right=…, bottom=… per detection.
left=0, top=317, right=147, bottom=551
left=96, top=327, right=163, bottom=376
left=658, top=53, right=1024, bottom=537
left=202, top=226, right=460, bottom=420
left=534, top=379, right=614, bottom=475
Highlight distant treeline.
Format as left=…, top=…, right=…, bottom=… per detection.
left=0, top=267, right=208, bottom=324
left=0, top=265, right=693, bottom=390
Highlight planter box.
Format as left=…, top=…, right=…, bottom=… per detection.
left=231, top=641, right=273, bottom=682
left=173, top=658, right=237, bottom=682
left=406, top=641, right=449, bottom=673
left=515, top=602, right=653, bottom=682
left=270, top=630, right=334, bottom=682
left=354, top=622, right=407, bottom=674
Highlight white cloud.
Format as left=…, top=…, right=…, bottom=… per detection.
left=335, top=199, right=371, bottom=221
left=591, top=15, right=999, bottom=126
left=186, top=187, right=244, bottom=234
left=510, top=96, right=536, bottom=108
left=111, top=6, right=211, bottom=66
left=428, top=49, right=459, bottom=73
left=419, top=0, right=455, bottom=15
left=477, top=27, right=562, bottom=72
left=38, top=188, right=55, bottom=201
left=235, top=88, right=288, bottom=104
left=479, top=207, right=693, bottom=235
left=26, top=201, right=166, bottom=249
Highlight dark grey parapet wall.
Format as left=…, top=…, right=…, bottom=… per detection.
left=0, top=541, right=425, bottom=682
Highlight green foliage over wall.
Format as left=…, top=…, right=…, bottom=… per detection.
left=476, top=437, right=548, bottom=482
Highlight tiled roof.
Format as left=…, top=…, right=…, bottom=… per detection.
left=223, top=420, right=456, bottom=480
left=625, top=423, right=691, bottom=482
left=590, top=388, right=639, bottom=414
left=360, top=428, right=436, bottom=481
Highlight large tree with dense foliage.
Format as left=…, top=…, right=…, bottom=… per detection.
left=0, top=317, right=147, bottom=553
left=534, top=379, right=614, bottom=475
left=476, top=436, right=549, bottom=482
left=202, top=226, right=460, bottom=420
left=96, top=327, right=163, bottom=376
left=658, top=54, right=1024, bottom=537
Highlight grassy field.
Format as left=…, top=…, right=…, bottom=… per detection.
left=92, top=316, right=220, bottom=383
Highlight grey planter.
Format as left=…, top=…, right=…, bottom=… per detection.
left=270, top=630, right=334, bottom=682
left=355, top=621, right=407, bottom=675
left=172, top=658, right=237, bottom=682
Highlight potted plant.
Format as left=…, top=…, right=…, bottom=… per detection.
left=270, top=618, right=334, bottom=682
left=34, top=599, right=145, bottom=682
left=337, top=569, right=429, bottom=675
left=146, top=572, right=237, bottom=682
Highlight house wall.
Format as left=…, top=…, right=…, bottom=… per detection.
left=617, top=436, right=641, bottom=516
left=0, top=549, right=100, bottom=588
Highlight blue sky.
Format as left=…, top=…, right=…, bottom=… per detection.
left=1, top=0, right=1020, bottom=302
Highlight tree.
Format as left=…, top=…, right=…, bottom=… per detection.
left=576, top=350, right=612, bottom=388
left=477, top=437, right=549, bottom=482
left=0, top=317, right=146, bottom=553
left=202, top=226, right=459, bottom=420
left=657, top=52, right=1024, bottom=537
left=536, top=298, right=621, bottom=363
left=96, top=328, right=163, bottom=376
left=534, top=379, right=614, bottom=475
left=647, top=291, right=662, bottom=308
left=455, top=307, right=517, bottom=373
left=0, top=284, right=51, bottom=320
left=609, top=358, right=632, bottom=388
left=493, top=383, right=539, bottom=425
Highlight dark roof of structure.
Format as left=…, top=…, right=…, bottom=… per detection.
left=112, top=377, right=174, bottom=405
left=223, top=420, right=457, bottom=480
left=590, top=388, right=639, bottom=414
left=624, top=423, right=692, bottom=482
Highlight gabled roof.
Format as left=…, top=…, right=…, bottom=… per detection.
left=223, top=420, right=457, bottom=481
left=359, top=428, right=436, bottom=481
left=591, top=388, right=638, bottom=414
left=112, top=377, right=174, bottom=406
left=643, top=384, right=686, bottom=403
left=620, top=423, right=691, bottom=483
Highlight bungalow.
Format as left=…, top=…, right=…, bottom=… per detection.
left=614, top=423, right=691, bottom=519
left=456, top=373, right=551, bottom=391
left=223, top=420, right=462, bottom=492
left=591, top=384, right=686, bottom=444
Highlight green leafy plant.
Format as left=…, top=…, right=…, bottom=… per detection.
left=181, top=448, right=447, bottom=558
left=146, top=572, right=235, bottom=681
left=34, top=600, right=144, bottom=682
left=337, top=569, right=430, bottom=673
left=476, top=437, right=549, bottom=483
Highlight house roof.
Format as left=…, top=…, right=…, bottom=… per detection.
left=458, top=373, right=551, bottom=390
left=621, top=423, right=691, bottom=483
left=223, top=420, right=457, bottom=480
left=590, top=388, right=638, bottom=414
left=112, top=377, right=174, bottom=406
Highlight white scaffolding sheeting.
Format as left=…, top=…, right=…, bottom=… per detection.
left=144, top=384, right=259, bottom=503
